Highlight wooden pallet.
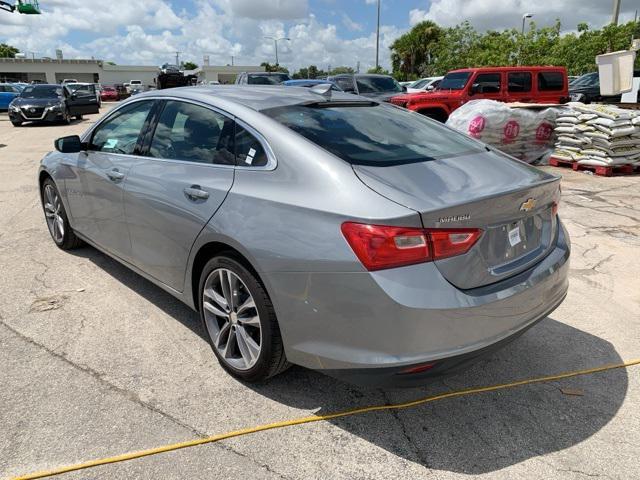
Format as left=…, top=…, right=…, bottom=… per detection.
left=549, top=157, right=635, bottom=177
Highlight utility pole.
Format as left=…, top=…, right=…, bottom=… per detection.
left=174, top=51, right=181, bottom=67
left=375, top=0, right=380, bottom=70
left=231, top=55, right=234, bottom=66
left=356, top=60, right=360, bottom=74
left=612, top=0, right=621, bottom=25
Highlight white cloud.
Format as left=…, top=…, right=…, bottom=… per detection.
left=342, top=13, right=363, bottom=32
left=409, top=0, right=639, bottom=31
left=229, top=0, right=307, bottom=20
left=0, top=0, right=401, bottom=72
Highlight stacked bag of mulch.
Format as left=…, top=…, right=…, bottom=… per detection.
left=446, top=100, right=561, bottom=164
left=552, top=103, right=640, bottom=167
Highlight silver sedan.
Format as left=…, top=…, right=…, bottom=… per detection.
left=39, top=85, right=569, bottom=387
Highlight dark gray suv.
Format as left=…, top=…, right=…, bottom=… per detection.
left=235, top=72, right=291, bottom=85
left=327, top=74, right=405, bottom=101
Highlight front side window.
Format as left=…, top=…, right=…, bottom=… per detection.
left=538, top=72, right=564, bottom=91
left=473, top=73, right=501, bottom=93
left=149, top=101, right=235, bottom=165
left=263, top=102, right=482, bottom=166
left=508, top=72, right=532, bottom=92
left=90, top=101, right=154, bottom=154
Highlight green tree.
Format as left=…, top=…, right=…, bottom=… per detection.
left=390, top=19, right=640, bottom=79
left=182, top=61, right=198, bottom=70
left=260, top=62, right=289, bottom=73
left=390, top=20, right=442, bottom=80
left=367, top=66, right=390, bottom=74
left=329, top=66, right=355, bottom=75
left=0, top=43, right=19, bottom=58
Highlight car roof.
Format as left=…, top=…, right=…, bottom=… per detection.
left=244, top=72, right=289, bottom=75
left=135, top=85, right=370, bottom=112
left=331, top=73, right=391, bottom=78
left=283, top=79, right=336, bottom=85
left=448, top=66, right=566, bottom=73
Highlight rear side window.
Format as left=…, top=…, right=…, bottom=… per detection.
left=235, top=125, right=268, bottom=167
left=508, top=72, right=532, bottom=92
left=538, top=72, right=564, bottom=91
left=90, top=101, right=154, bottom=154
left=263, top=103, right=482, bottom=166
left=247, top=73, right=290, bottom=85
left=355, top=76, right=403, bottom=94
left=148, top=101, right=234, bottom=165
left=334, top=77, right=355, bottom=92
left=473, top=73, right=501, bottom=93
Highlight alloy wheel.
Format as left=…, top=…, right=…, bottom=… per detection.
left=202, top=268, right=262, bottom=371
left=43, top=184, right=64, bottom=243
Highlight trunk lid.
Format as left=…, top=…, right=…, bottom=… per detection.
left=353, top=150, right=561, bottom=289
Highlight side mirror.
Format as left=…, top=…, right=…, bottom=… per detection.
left=402, top=85, right=407, bottom=92
left=54, top=135, right=84, bottom=153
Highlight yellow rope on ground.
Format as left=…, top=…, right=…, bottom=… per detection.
left=12, top=358, right=640, bottom=480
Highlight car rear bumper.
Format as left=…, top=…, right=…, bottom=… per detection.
left=265, top=219, right=570, bottom=385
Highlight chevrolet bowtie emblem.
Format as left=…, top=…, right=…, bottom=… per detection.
left=520, top=198, right=536, bottom=212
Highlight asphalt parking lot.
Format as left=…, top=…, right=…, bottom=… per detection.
left=1, top=106, right=639, bottom=480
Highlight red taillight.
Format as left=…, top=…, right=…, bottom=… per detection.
left=428, top=228, right=483, bottom=260
left=341, top=222, right=482, bottom=271
left=552, top=202, right=559, bottom=216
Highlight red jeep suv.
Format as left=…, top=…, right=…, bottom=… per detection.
left=390, top=66, right=569, bottom=122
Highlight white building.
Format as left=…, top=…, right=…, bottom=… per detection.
left=0, top=58, right=265, bottom=86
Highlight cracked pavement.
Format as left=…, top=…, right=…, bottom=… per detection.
left=1, top=109, right=639, bottom=479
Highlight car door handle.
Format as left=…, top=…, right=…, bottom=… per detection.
left=106, top=169, right=125, bottom=181
left=184, top=185, right=209, bottom=200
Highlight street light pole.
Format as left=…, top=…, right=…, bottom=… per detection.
left=375, top=0, right=380, bottom=70
left=264, top=36, right=290, bottom=66
left=612, top=0, right=621, bottom=25
left=521, top=13, right=533, bottom=34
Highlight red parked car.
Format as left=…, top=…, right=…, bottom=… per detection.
left=390, top=66, right=569, bottom=122
left=100, top=86, right=119, bottom=102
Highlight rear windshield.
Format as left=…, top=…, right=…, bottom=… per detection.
left=355, top=76, right=402, bottom=94
left=262, top=103, right=482, bottom=166
left=20, top=86, right=62, bottom=98
left=439, top=72, right=471, bottom=90
left=248, top=73, right=291, bottom=85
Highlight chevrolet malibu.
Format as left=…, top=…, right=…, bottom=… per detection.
left=39, top=86, right=569, bottom=386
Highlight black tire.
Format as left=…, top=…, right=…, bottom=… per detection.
left=61, top=108, right=71, bottom=125
left=41, top=178, right=84, bottom=250
left=75, top=114, right=83, bottom=120
left=198, top=255, right=289, bottom=382
left=11, top=121, right=22, bottom=127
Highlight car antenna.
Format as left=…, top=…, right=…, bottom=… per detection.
left=309, top=83, right=332, bottom=100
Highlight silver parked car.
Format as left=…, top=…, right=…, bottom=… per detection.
left=39, top=86, right=569, bottom=387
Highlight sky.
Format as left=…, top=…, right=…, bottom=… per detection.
left=1, top=0, right=638, bottom=72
